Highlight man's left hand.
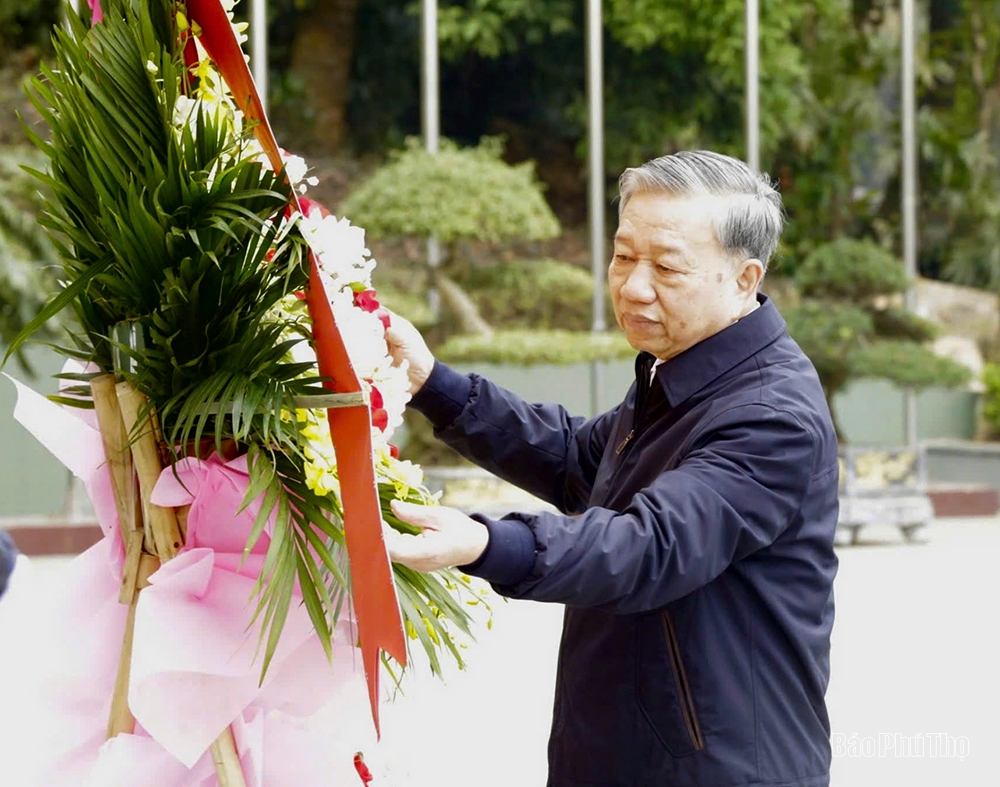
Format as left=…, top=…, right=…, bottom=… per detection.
left=386, top=500, right=489, bottom=573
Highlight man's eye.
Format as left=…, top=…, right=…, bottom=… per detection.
left=657, top=265, right=676, bottom=274
left=614, top=254, right=633, bottom=262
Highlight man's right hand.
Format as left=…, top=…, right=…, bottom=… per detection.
left=384, top=311, right=435, bottom=395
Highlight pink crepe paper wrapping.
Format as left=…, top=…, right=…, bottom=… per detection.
left=2, top=372, right=369, bottom=784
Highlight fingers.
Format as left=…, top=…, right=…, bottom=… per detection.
left=384, top=519, right=441, bottom=572
left=390, top=499, right=438, bottom=531
left=382, top=310, right=413, bottom=347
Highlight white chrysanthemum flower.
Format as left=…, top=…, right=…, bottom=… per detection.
left=302, top=212, right=375, bottom=290
left=283, top=153, right=309, bottom=185
left=328, top=288, right=386, bottom=379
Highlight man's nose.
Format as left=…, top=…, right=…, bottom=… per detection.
left=619, top=263, right=656, bottom=303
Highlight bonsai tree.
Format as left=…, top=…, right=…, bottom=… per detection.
left=784, top=237, right=971, bottom=440
left=342, top=137, right=635, bottom=466
left=340, top=135, right=560, bottom=335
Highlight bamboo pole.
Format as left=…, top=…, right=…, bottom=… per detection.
left=107, top=380, right=247, bottom=786
left=90, top=374, right=138, bottom=542
left=90, top=374, right=146, bottom=604
left=106, top=552, right=159, bottom=738
left=115, top=382, right=184, bottom=558
left=210, top=728, right=247, bottom=787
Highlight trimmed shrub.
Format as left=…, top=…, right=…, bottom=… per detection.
left=436, top=329, right=634, bottom=366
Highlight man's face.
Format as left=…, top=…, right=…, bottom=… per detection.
left=609, top=191, right=763, bottom=361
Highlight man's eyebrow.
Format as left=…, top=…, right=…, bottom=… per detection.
left=649, top=239, right=684, bottom=254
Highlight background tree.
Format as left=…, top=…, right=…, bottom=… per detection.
left=784, top=237, right=971, bottom=439
left=0, top=0, right=60, bottom=60
left=918, top=0, right=1000, bottom=354
left=339, top=136, right=560, bottom=335
left=0, top=147, right=61, bottom=374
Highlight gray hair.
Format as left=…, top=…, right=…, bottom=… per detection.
left=618, top=150, right=785, bottom=270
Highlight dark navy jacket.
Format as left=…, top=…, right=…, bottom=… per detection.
left=0, top=530, right=17, bottom=599
left=411, top=295, right=839, bottom=787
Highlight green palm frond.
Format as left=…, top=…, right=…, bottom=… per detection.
left=8, top=0, right=481, bottom=685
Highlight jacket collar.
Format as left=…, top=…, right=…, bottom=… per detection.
left=640, top=293, right=787, bottom=407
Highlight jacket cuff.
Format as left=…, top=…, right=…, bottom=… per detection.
left=459, top=514, right=536, bottom=587
left=408, top=361, right=473, bottom=430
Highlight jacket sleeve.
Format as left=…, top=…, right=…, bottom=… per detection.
left=409, top=361, right=622, bottom=515
left=0, top=530, right=17, bottom=598
left=464, top=403, right=825, bottom=613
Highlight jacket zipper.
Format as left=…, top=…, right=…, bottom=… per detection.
left=661, top=610, right=705, bottom=751
left=615, top=430, right=634, bottom=455
left=614, top=356, right=653, bottom=458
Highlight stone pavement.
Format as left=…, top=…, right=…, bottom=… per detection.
left=1, top=516, right=997, bottom=786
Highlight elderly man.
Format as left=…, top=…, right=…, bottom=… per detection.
left=386, top=150, right=839, bottom=787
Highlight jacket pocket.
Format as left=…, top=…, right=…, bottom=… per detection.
left=635, top=610, right=705, bottom=757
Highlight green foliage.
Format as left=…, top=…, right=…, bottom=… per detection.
left=436, top=329, right=633, bottom=366
left=981, top=362, right=1000, bottom=434
left=852, top=340, right=971, bottom=391
left=453, top=258, right=608, bottom=331
left=870, top=307, right=938, bottom=344
left=0, top=0, right=60, bottom=56
left=796, top=238, right=909, bottom=300
left=436, top=0, right=819, bottom=175
left=0, top=146, right=60, bottom=372
left=377, top=286, right=437, bottom=330
left=784, top=235, right=971, bottom=439
left=340, top=136, right=560, bottom=245
left=784, top=301, right=874, bottom=392
left=922, top=1, right=1000, bottom=289
left=437, top=0, right=574, bottom=60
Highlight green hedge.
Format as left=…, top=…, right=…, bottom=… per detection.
left=436, top=329, right=634, bottom=366
left=454, top=258, right=611, bottom=331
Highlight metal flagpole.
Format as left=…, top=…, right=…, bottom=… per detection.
left=901, top=0, right=919, bottom=445
left=745, top=0, right=760, bottom=171
left=586, top=0, right=606, bottom=417
left=422, top=0, right=443, bottom=317
left=251, top=0, right=269, bottom=115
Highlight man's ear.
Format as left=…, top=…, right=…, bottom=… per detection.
left=736, top=258, right=765, bottom=294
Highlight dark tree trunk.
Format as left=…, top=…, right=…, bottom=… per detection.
left=289, top=0, right=360, bottom=153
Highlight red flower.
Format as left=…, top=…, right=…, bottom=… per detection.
left=298, top=196, right=327, bottom=219
left=353, top=289, right=381, bottom=313
left=371, top=408, right=389, bottom=432
left=389, top=444, right=400, bottom=459
left=369, top=385, right=384, bottom=410
left=375, top=307, right=391, bottom=330
left=353, top=752, right=373, bottom=785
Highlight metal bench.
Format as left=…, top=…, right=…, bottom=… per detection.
left=837, top=445, right=934, bottom=545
